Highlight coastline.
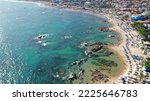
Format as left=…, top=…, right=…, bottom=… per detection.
left=106, top=15, right=128, bottom=83
left=20, top=0, right=128, bottom=83
left=15, top=0, right=145, bottom=84
left=50, top=3, right=129, bottom=83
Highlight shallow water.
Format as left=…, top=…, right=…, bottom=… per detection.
left=0, top=0, right=119, bottom=84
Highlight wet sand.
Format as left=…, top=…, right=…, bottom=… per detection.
left=105, top=15, right=128, bottom=83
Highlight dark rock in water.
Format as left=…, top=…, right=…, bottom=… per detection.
left=91, top=45, right=103, bottom=52
left=85, top=50, right=92, bottom=57
left=71, top=62, right=77, bottom=66
left=80, top=58, right=87, bottom=63
left=91, top=69, right=109, bottom=83
left=35, top=34, right=47, bottom=40
left=84, top=58, right=88, bottom=62
left=68, top=72, right=74, bottom=80
left=102, top=20, right=107, bottom=22
left=108, top=34, right=115, bottom=38
left=39, top=35, right=45, bottom=39
left=106, top=51, right=114, bottom=55
left=68, top=72, right=77, bottom=81
left=70, top=58, right=88, bottom=68
left=92, top=54, right=99, bottom=57
left=77, top=69, right=85, bottom=80
left=80, top=42, right=88, bottom=48
left=75, top=61, right=80, bottom=65
left=76, top=60, right=81, bottom=67
left=98, top=27, right=110, bottom=32
left=80, top=58, right=84, bottom=62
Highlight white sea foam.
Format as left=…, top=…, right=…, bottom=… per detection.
left=0, top=27, right=24, bottom=84
left=0, top=27, right=4, bottom=44
left=0, top=48, right=25, bottom=83
left=36, top=2, right=46, bottom=7
left=37, top=40, right=42, bottom=44
left=1, top=0, right=35, bottom=5
left=2, top=0, right=50, bottom=9
left=35, top=1, right=52, bottom=8
left=41, top=42, right=51, bottom=47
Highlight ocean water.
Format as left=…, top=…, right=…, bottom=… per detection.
left=0, top=0, right=119, bottom=84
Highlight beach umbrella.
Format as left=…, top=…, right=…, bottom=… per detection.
left=133, top=75, right=137, bottom=79
left=125, top=81, right=128, bottom=84
left=139, top=65, right=142, bottom=68
left=129, top=70, right=132, bottom=73
left=129, top=80, right=133, bottom=84
left=127, top=72, right=130, bottom=75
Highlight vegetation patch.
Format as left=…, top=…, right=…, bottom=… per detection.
left=145, top=14, right=150, bottom=20
left=132, top=22, right=150, bottom=36
left=144, top=61, right=150, bottom=68
left=91, top=58, right=118, bottom=67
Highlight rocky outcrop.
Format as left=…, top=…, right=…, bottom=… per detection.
left=98, top=27, right=111, bottom=32
left=91, top=45, right=103, bottom=52
left=91, top=69, right=109, bottom=83
left=68, top=72, right=76, bottom=80
left=84, top=50, right=92, bottom=57
left=70, top=58, right=88, bottom=67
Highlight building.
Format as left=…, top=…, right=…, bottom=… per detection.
left=131, top=15, right=147, bottom=21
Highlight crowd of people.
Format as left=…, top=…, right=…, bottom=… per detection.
left=117, top=21, right=150, bottom=84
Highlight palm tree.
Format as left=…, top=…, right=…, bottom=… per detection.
left=138, top=71, right=144, bottom=83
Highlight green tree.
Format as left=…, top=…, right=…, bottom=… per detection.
left=144, top=61, right=150, bottom=68
left=132, top=22, right=150, bottom=36
left=138, top=71, right=144, bottom=82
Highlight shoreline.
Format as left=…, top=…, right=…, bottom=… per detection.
left=106, top=15, right=128, bottom=83
left=20, top=0, right=128, bottom=83
left=15, top=0, right=145, bottom=84
left=49, top=3, right=129, bottom=83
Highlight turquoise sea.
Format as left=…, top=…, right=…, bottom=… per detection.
left=0, top=0, right=119, bottom=84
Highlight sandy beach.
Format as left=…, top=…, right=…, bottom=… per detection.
left=73, top=10, right=147, bottom=83
left=105, top=15, right=129, bottom=83
left=105, top=14, right=147, bottom=83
